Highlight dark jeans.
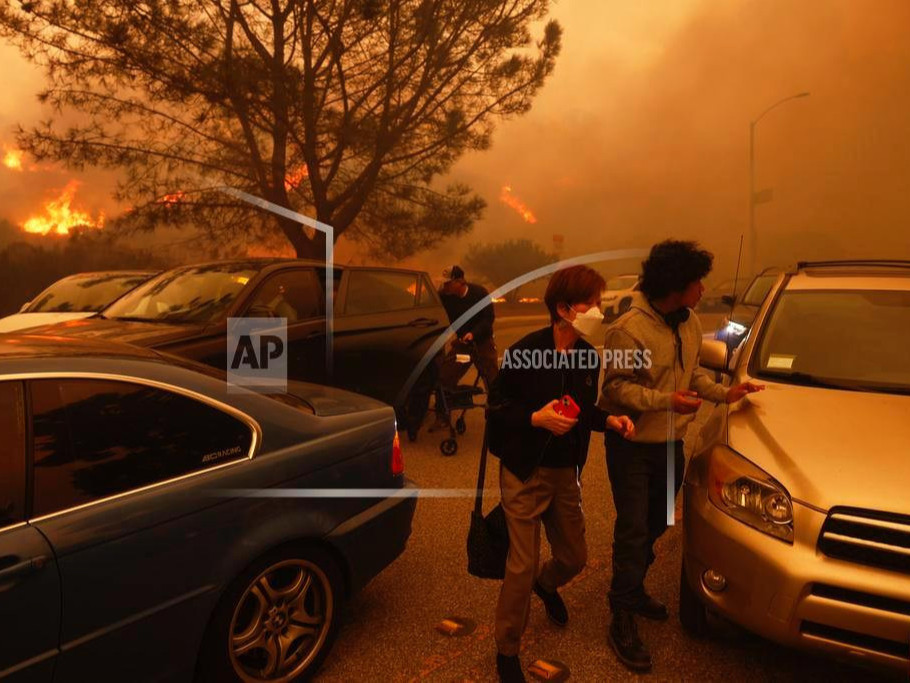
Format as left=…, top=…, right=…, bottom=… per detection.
left=605, top=431, right=685, bottom=610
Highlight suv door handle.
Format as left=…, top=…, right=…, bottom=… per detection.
left=408, top=317, right=438, bottom=327
left=0, top=555, right=49, bottom=583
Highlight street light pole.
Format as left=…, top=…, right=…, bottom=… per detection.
left=749, top=91, right=810, bottom=274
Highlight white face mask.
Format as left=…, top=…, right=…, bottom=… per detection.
left=568, top=305, right=604, bottom=338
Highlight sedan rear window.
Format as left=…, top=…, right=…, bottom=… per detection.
left=345, top=271, right=418, bottom=315
left=31, top=379, right=254, bottom=516
left=0, top=381, right=26, bottom=526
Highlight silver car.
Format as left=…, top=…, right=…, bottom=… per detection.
left=683, top=259, right=910, bottom=673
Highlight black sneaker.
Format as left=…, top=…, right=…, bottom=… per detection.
left=533, top=580, right=569, bottom=627
left=496, top=653, right=526, bottom=683
left=608, top=610, right=652, bottom=672
left=630, top=593, right=669, bottom=621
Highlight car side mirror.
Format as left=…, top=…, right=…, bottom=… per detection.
left=720, top=294, right=736, bottom=307
left=701, top=338, right=731, bottom=375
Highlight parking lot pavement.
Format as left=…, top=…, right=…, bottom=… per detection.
left=316, top=396, right=897, bottom=681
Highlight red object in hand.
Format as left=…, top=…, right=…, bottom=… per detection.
left=554, top=394, right=580, bottom=419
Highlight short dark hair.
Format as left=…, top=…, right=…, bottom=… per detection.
left=639, top=240, right=714, bottom=300
left=544, top=265, right=606, bottom=323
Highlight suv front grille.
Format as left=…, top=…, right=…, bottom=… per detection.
left=818, top=507, right=910, bottom=574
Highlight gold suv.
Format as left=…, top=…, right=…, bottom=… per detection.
left=683, top=260, right=910, bottom=673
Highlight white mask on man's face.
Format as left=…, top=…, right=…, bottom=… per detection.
left=568, top=305, right=604, bottom=338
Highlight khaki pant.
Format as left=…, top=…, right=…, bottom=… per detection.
left=495, top=464, right=587, bottom=656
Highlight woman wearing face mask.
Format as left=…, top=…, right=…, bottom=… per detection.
left=487, top=265, right=635, bottom=683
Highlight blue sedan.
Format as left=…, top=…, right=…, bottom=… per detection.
left=0, top=334, right=416, bottom=682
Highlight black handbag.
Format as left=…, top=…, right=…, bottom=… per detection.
left=467, top=425, right=510, bottom=579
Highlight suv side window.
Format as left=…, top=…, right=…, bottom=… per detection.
left=31, top=379, right=253, bottom=517
left=0, top=381, right=26, bottom=527
left=344, top=271, right=418, bottom=315
left=417, top=274, right=439, bottom=307
left=244, top=269, right=323, bottom=323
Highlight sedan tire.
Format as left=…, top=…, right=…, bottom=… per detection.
left=197, top=544, right=344, bottom=682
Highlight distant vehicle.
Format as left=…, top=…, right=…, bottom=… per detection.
left=0, top=333, right=416, bottom=682
left=27, top=259, right=448, bottom=421
left=714, top=267, right=782, bottom=349
left=696, top=277, right=752, bottom=314
left=684, top=260, right=910, bottom=675
left=601, top=274, right=640, bottom=318
left=0, top=270, right=159, bottom=334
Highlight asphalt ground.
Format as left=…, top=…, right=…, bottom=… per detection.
left=315, top=318, right=900, bottom=683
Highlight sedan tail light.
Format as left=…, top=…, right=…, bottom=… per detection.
left=391, top=432, right=404, bottom=475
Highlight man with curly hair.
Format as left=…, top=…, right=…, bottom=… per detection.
left=598, top=240, right=763, bottom=672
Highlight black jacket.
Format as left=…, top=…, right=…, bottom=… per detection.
left=439, top=283, right=495, bottom=342
left=487, top=326, right=609, bottom=482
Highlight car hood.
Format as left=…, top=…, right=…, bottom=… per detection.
left=0, top=312, right=94, bottom=333
left=727, top=381, right=910, bottom=514
left=21, top=316, right=210, bottom=347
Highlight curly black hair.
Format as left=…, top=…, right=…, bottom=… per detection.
left=639, top=240, right=714, bottom=300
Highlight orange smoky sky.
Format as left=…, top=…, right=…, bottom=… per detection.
left=3, top=1, right=910, bottom=279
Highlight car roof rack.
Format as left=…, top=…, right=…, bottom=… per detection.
left=796, top=259, right=910, bottom=270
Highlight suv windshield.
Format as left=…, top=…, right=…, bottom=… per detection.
left=105, top=265, right=257, bottom=324
left=754, top=288, right=910, bottom=394
left=741, top=274, right=778, bottom=306
left=27, top=273, right=153, bottom=313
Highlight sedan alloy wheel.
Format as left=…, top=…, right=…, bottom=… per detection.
left=229, top=559, right=333, bottom=682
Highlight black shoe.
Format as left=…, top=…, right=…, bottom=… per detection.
left=533, top=580, right=569, bottom=626
left=608, top=610, right=652, bottom=672
left=406, top=426, right=419, bottom=442
left=630, top=593, right=669, bottom=621
left=496, top=653, right=526, bottom=683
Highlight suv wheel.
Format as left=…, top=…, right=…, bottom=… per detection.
left=198, top=545, right=343, bottom=682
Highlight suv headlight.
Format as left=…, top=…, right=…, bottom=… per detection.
left=707, top=445, right=793, bottom=543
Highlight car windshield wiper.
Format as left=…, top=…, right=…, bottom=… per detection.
left=757, top=369, right=899, bottom=393
left=758, top=370, right=864, bottom=391
left=112, top=315, right=205, bottom=325
left=109, top=315, right=172, bottom=324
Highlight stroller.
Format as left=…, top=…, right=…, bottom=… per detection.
left=433, top=340, right=487, bottom=456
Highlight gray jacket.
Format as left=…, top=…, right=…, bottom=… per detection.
left=597, top=292, right=728, bottom=443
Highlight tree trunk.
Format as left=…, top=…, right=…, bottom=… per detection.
left=274, top=214, right=328, bottom=260
left=295, top=230, right=327, bottom=260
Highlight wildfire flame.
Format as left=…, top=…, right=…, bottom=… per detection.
left=3, top=147, right=23, bottom=171
left=158, top=191, right=185, bottom=206
left=22, top=181, right=105, bottom=236
left=499, top=185, right=537, bottom=224
left=285, top=165, right=309, bottom=191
